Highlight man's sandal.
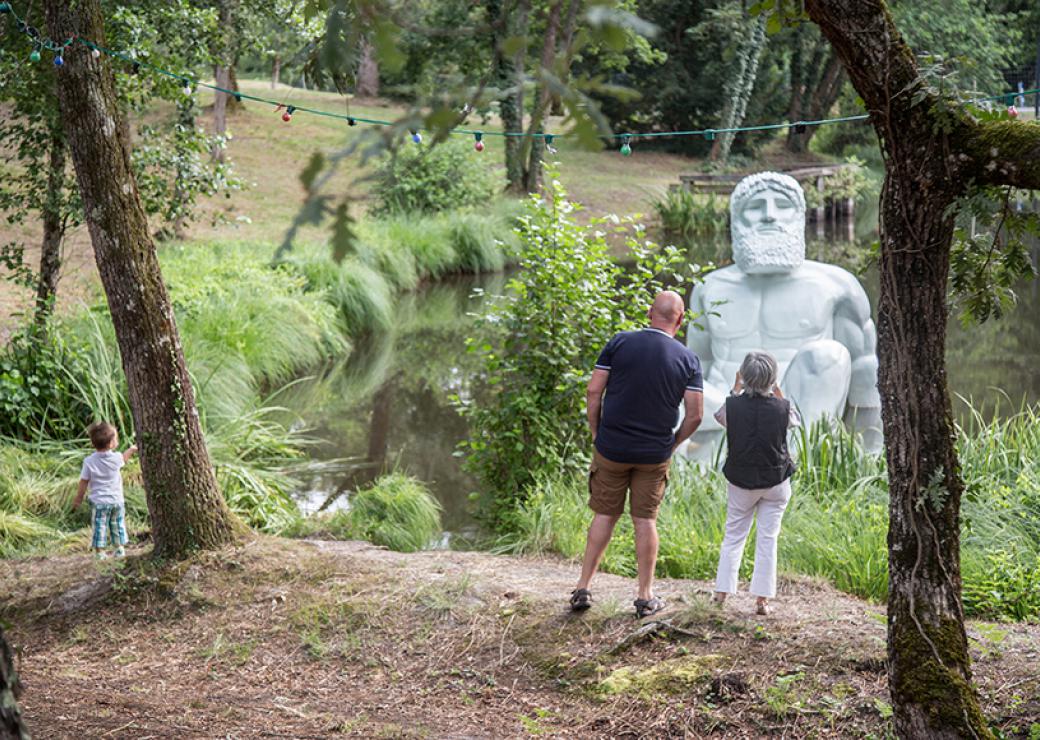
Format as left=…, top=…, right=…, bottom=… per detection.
left=570, top=588, right=592, bottom=611
left=634, top=596, right=665, bottom=619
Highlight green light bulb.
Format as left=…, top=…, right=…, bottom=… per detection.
left=29, top=49, right=41, bottom=63
left=620, top=143, right=632, bottom=156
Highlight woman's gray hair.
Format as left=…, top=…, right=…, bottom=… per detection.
left=740, top=351, right=778, bottom=396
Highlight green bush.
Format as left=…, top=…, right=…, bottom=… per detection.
left=459, top=173, right=703, bottom=531
left=0, top=326, right=93, bottom=441
left=372, top=138, right=499, bottom=217
left=652, top=187, right=730, bottom=265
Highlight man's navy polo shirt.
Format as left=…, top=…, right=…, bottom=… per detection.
left=593, top=328, right=703, bottom=464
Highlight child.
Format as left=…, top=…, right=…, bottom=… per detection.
left=72, top=422, right=137, bottom=559
left=711, top=352, right=800, bottom=615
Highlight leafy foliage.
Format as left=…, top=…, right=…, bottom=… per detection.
left=0, top=327, right=92, bottom=441
left=950, top=185, right=1040, bottom=325
left=371, top=138, right=498, bottom=217
left=459, top=172, right=702, bottom=530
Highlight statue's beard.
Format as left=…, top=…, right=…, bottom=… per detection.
left=732, top=229, right=805, bottom=274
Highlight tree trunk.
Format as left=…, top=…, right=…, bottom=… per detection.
left=271, top=53, right=281, bottom=89
left=522, top=0, right=564, bottom=193
left=787, top=50, right=844, bottom=153
left=227, top=62, right=243, bottom=113
left=45, top=0, right=240, bottom=560
left=710, top=13, right=768, bottom=163
left=212, top=64, right=230, bottom=162
left=491, top=0, right=529, bottom=194
left=0, top=627, right=29, bottom=740
left=802, top=0, right=1040, bottom=736
left=34, top=125, right=66, bottom=325
left=550, top=0, right=582, bottom=116
left=356, top=37, right=380, bottom=98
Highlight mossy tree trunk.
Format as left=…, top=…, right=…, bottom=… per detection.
left=45, top=0, right=239, bottom=560
left=806, top=1, right=1040, bottom=737
left=0, top=627, right=28, bottom=740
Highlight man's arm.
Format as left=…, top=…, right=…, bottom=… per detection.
left=72, top=479, right=88, bottom=511
left=586, top=368, right=609, bottom=441
left=833, top=273, right=881, bottom=408
left=673, top=390, right=704, bottom=449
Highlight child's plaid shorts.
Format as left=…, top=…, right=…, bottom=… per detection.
left=91, top=503, right=128, bottom=549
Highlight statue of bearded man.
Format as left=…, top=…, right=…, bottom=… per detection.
left=687, top=171, right=881, bottom=439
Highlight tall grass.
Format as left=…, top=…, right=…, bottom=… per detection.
left=290, top=473, right=443, bottom=552
left=499, top=407, right=1040, bottom=621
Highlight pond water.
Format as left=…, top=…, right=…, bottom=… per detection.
left=281, top=239, right=1040, bottom=535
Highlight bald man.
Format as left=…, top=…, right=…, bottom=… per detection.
left=571, top=291, right=704, bottom=618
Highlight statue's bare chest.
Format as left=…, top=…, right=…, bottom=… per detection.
left=702, top=272, right=837, bottom=342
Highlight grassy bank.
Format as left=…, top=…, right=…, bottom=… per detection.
left=0, top=205, right=514, bottom=557
left=498, top=414, right=1040, bottom=622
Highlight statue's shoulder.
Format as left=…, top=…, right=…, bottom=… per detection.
left=802, top=260, right=866, bottom=290
left=704, top=264, right=744, bottom=285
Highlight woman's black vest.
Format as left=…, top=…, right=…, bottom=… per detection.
left=722, top=394, right=796, bottom=490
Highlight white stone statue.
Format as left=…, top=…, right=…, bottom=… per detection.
left=686, top=171, right=881, bottom=442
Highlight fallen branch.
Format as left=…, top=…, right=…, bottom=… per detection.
left=606, top=619, right=700, bottom=656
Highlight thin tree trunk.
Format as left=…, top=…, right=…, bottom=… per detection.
left=804, top=0, right=1040, bottom=735
left=0, top=627, right=29, bottom=740
left=46, top=0, right=240, bottom=560
left=34, top=125, right=66, bottom=325
left=271, top=53, right=281, bottom=89
left=787, top=50, right=844, bottom=153
left=492, top=0, right=530, bottom=194
left=550, top=0, right=582, bottom=115
left=356, top=37, right=380, bottom=98
left=711, top=13, right=768, bottom=163
left=523, top=0, right=563, bottom=193
left=227, top=62, right=243, bottom=113
left=212, top=64, right=230, bottom=162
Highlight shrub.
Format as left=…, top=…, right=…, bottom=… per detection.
left=459, top=172, right=703, bottom=531
left=651, top=187, right=730, bottom=266
left=0, top=326, right=93, bottom=441
left=371, top=138, right=498, bottom=217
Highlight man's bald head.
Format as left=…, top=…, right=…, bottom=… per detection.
left=649, top=291, right=685, bottom=335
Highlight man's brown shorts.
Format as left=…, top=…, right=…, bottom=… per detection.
left=588, top=449, right=671, bottom=520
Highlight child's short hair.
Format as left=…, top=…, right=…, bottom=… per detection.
left=87, top=422, right=117, bottom=451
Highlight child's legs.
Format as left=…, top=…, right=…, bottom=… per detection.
left=714, top=485, right=761, bottom=593
left=91, top=505, right=110, bottom=550
left=107, top=505, right=128, bottom=548
left=749, top=479, right=793, bottom=598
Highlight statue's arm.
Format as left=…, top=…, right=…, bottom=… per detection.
left=833, top=275, right=881, bottom=408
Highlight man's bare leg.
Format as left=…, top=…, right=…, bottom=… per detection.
left=632, top=516, right=659, bottom=601
left=575, top=513, right=621, bottom=591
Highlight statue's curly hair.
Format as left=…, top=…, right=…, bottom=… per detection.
left=729, top=171, right=806, bottom=223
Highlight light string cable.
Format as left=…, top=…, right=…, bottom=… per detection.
left=2, top=2, right=1037, bottom=148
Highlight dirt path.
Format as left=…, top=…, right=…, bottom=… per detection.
left=3, top=537, right=1039, bottom=738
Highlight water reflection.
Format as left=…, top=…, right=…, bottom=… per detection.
left=277, top=273, right=505, bottom=534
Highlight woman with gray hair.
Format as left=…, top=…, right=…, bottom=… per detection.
left=711, top=351, right=800, bottom=615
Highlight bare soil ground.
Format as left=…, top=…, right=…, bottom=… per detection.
left=3, top=537, right=1038, bottom=739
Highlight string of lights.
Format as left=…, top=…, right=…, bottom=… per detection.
left=2, top=1, right=1036, bottom=155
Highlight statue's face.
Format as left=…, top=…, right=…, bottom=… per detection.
left=731, top=182, right=806, bottom=274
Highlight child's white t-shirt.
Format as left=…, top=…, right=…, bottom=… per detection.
left=80, top=451, right=125, bottom=506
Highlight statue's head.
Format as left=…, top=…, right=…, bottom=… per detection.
left=730, top=172, right=806, bottom=274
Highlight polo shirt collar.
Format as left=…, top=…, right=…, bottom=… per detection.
left=642, top=327, right=673, bottom=337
